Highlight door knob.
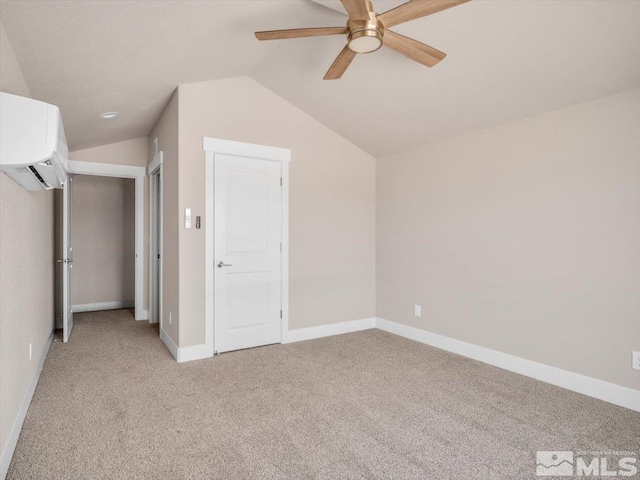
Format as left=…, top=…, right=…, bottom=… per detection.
left=217, top=261, right=232, bottom=268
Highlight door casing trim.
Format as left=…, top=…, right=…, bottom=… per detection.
left=148, top=152, right=163, bottom=329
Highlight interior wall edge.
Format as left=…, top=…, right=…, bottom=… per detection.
left=247, top=76, right=378, bottom=160
left=148, top=89, right=180, bottom=347
left=160, top=328, right=178, bottom=361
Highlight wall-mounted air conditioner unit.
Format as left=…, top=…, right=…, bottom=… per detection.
left=0, top=92, right=68, bottom=191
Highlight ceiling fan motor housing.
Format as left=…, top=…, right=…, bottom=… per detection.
left=347, top=16, right=385, bottom=53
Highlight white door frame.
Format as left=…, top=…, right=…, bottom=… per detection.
left=67, top=160, right=147, bottom=321
left=61, top=175, right=74, bottom=341
left=203, top=137, right=290, bottom=357
left=148, top=152, right=163, bottom=328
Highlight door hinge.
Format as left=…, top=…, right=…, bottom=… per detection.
left=280, top=177, right=283, bottom=186
left=280, top=242, right=282, bottom=252
left=280, top=310, right=282, bottom=319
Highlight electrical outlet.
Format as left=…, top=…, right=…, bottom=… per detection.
left=414, top=305, right=421, bottom=317
left=633, top=351, right=640, bottom=371
left=169, top=311, right=172, bottom=325
left=29, top=343, right=32, bottom=361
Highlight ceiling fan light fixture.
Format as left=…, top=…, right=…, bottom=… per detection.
left=348, top=30, right=383, bottom=53
left=254, top=0, right=471, bottom=79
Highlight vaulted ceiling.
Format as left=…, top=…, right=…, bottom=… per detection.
left=1, top=0, right=639, bottom=156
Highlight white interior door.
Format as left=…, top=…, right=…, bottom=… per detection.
left=62, top=175, right=74, bottom=342
left=214, top=154, right=282, bottom=353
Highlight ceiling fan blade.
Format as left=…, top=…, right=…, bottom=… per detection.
left=340, top=0, right=371, bottom=21
left=324, top=45, right=357, bottom=80
left=383, top=30, right=446, bottom=67
left=378, top=0, right=471, bottom=28
left=255, top=27, right=348, bottom=41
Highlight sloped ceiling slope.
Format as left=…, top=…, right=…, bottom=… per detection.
left=1, top=0, right=639, bottom=156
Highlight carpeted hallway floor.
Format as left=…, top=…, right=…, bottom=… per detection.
left=7, top=309, right=639, bottom=479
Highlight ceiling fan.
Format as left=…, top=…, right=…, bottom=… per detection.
left=255, top=0, right=470, bottom=80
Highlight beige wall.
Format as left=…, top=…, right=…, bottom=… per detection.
left=69, top=137, right=149, bottom=313
left=0, top=22, right=55, bottom=469
left=174, top=76, right=376, bottom=347
left=71, top=176, right=135, bottom=306
left=69, top=137, right=149, bottom=167
left=148, top=91, right=179, bottom=344
left=377, top=88, right=640, bottom=390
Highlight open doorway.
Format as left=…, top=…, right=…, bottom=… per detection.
left=56, top=161, right=146, bottom=342
left=71, top=175, right=135, bottom=313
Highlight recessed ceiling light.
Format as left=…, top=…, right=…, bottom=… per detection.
left=100, top=111, right=119, bottom=119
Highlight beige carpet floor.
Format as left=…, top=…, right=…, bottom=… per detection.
left=7, top=309, right=639, bottom=479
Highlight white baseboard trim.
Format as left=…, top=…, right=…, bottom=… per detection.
left=161, top=330, right=208, bottom=363
left=73, top=301, right=134, bottom=313
left=161, top=316, right=638, bottom=412
left=376, top=318, right=640, bottom=412
left=160, top=328, right=178, bottom=361
left=135, top=309, right=149, bottom=322
left=177, top=344, right=209, bottom=363
left=283, top=317, right=377, bottom=344
left=0, top=330, right=54, bottom=480
left=169, top=318, right=377, bottom=364
left=160, top=329, right=213, bottom=363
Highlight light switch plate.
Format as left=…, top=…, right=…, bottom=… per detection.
left=414, top=305, right=421, bottom=317
left=633, top=351, right=640, bottom=371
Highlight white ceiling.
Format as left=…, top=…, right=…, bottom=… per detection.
left=1, top=0, right=639, bottom=156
